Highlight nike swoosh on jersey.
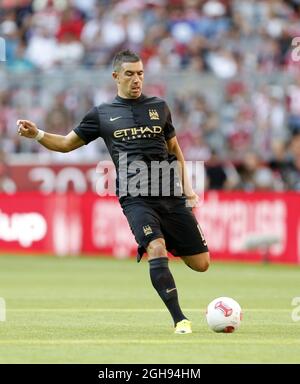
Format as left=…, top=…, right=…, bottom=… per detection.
left=110, top=116, right=122, bottom=121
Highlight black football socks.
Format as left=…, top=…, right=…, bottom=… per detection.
left=149, top=257, right=186, bottom=325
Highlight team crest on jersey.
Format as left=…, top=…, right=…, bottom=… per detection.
left=143, top=225, right=153, bottom=236
left=149, top=109, right=159, bottom=120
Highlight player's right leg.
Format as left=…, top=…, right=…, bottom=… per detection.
left=147, top=238, right=192, bottom=334
left=120, top=198, right=192, bottom=333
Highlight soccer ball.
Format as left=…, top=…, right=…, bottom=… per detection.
left=206, top=297, right=242, bottom=333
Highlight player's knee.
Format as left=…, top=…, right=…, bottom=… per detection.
left=187, top=252, right=210, bottom=272
left=199, top=252, right=210, bottom=272
left=198, top=257, right=210, bottom=272
left=192, top=261, right=209, bottom=272
left=147, top=238, right=167, bottom=259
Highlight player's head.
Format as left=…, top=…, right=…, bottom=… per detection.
left=112, top=49, right=144, bottom=99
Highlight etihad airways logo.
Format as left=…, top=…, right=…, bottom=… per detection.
left=113, top=125, right=162, bottom=140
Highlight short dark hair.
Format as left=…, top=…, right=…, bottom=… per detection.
left=112, top=49, right=141, bottom=72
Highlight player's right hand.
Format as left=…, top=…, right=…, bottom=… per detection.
left=17, top=120, right=38, bottom=139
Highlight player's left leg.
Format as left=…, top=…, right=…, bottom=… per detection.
left=160, top=199, right=210, bottom=272
left=180, top=251, right=210, bottom=272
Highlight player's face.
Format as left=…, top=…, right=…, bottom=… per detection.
left=114, top=61, right=144, bottom=99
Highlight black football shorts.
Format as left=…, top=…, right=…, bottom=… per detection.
left=120, top=196, right=208, bottom=262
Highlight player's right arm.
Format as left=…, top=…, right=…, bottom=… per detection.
left=17, top=120, right=85, bottom=152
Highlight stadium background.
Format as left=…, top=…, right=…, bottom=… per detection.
left=0, top=0, right=300, bottom=365
left=1, top=0, right=299, bottom=262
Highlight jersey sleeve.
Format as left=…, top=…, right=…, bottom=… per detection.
left=73, top=107, right=100, bottom=144
left=164, top=102, right=176, bottom=140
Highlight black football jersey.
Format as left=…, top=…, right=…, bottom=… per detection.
left=74, top=94, right=182, bottom=198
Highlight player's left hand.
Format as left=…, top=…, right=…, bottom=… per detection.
left=186, top=192, right=199, bottom=208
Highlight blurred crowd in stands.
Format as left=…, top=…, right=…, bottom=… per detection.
left=1, top=0, right=300, bottom=73
left=1, top=0, right=300, bottom=191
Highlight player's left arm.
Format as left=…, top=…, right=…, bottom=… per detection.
left=167, top=136, right=199, bottom=207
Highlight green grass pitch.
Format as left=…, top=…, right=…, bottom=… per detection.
left=0, top=255, right=299, bottom=364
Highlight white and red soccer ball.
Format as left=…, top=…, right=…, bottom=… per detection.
left=206, top=297, right=242, bottom=333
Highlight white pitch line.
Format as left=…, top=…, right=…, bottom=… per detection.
left=0, top=339, right=299, bottom=346
left=7, top=308, right=291, bottom=312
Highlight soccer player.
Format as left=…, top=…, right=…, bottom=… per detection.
left=17, top=50, right=210, bottom=334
